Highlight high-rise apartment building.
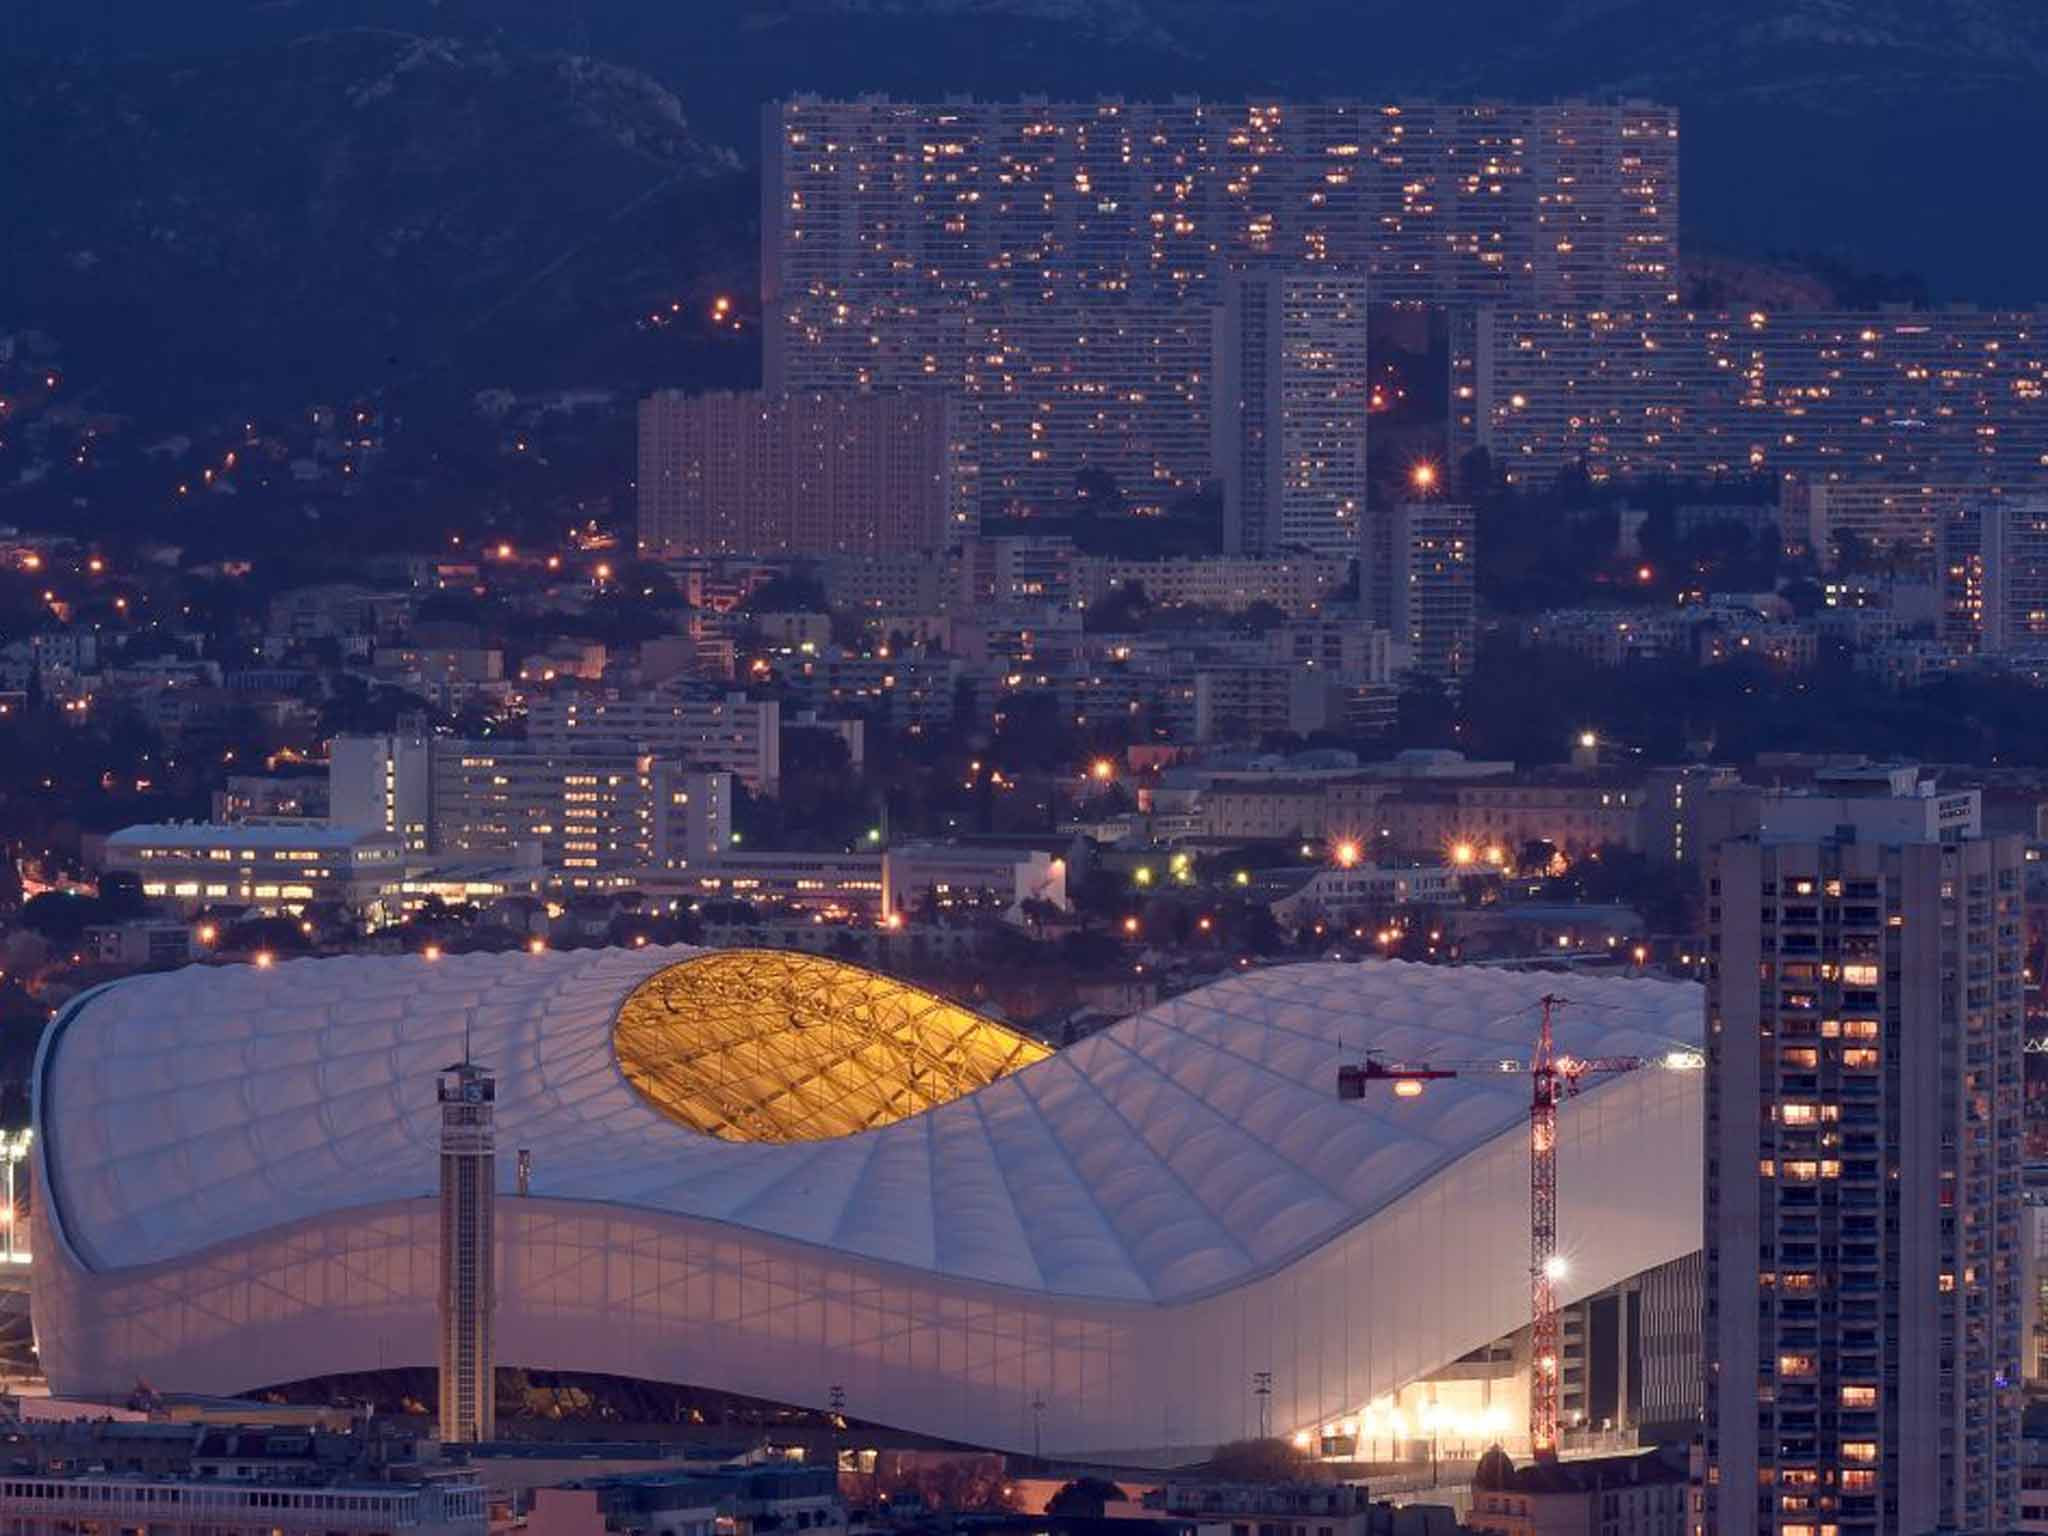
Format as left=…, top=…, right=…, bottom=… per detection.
left=1705, top=788, right=2024, bottom=1535
left=637, top=390, right=974, bottom=557
left=1938, top=494, right=2048, bottom=654
left=1216, top=271, right=1370, bottom=556
left=1380, top=501, right=1478, bottom=682
left=763, top=98, right=1676, bottom=524
left=1455, top=310, right=2048, bottom=489
left=527, top=689, right=781, bottom=792
left=764, top=98, right=1679, bottom=396
left=437, top=1055, right=495, bottom=1444
left=1790, top=483, right=2029, bottom=573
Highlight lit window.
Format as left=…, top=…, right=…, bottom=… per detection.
left=1840, top=1385, right=1877, bottom=1408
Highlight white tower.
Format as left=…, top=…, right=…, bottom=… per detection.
left=437, top=1054, right=496, bottom=1443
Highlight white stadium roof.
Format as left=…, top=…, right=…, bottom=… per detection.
left=33, top=947, right=1705, bottom=1460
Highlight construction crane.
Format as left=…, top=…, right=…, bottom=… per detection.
left=1337, top=994, right=1701, bottom=1459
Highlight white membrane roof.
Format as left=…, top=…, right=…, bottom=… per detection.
left=38, top=947, right=1702, bottom=1302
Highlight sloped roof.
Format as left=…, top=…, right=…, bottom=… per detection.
left=37, top=948, right=1700, bottom=1304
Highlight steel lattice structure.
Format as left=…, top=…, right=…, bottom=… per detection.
left=612, top=950, right=1051, bottom=1142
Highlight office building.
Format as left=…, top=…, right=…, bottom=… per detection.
left=37, top=952, right=1700, bottom=1461
left=1705, top=788, right=2024, bottom=1534
left=1456, top=309, right=2048, bottom=489
left=637, top=390, right=973, bottom=558
left=1217, top=271, right=1370, bottom=556
left=1381, top=501, right=1477, bottom=682
left=437, top=1057, right=495, bottom=1444
left=764, top=99, right=1680, bottom=401
left=1938, top=494, right=2048, bottom=654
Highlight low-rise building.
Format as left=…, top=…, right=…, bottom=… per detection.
left=1146, top=1481, right=1457, bottom=1536
left=536, top=1466, right=844, bottom=1536
left=1465, top=1443, right=1690, bottom=1536
left=0, top=1423, right=487, bottom=1536
left=1072, top=554, right=1351, bottom=616
left=1270, top=864, right=1462, bottom=925
left=883, top=843, right=1069, bottom=920
left=103, top=820, right=405, bottom=921
left=83, top=919, right=198, bottom=969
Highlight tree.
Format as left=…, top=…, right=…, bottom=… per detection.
left=18, top=891, right=97, bottom=946
left=1046, top=1479, right=1128, bottom=1518
left=1084, top=580, right=1151, bottom=633
left=738, top=570, right=827, bottom=614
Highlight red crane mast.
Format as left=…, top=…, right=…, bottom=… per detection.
left=1338, top=994, right=1651, bottom=1459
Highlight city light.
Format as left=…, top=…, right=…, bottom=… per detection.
left=423, top=944, right=442, bottom=961
left=1123, top=916, right=1140, bottom=936
left=1409, top=461, right=1438, bottom=493
left=529, top=937, right=547, bottom=955
left=1578, top=730, right=1598, bottom=750
left=1450, top=841, right=1475, bottom=866
left=1392, top=1078, right=1425, bottom=1099
left=253, top=951, right=274, bottom=969
left=1089, top=758, right=1116, bottom=782
left=1334, top=840, right=1360, bottom=868
left=1543, top=1255, right=1569, bottom=1281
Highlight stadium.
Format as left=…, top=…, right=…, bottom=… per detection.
left=31, top=947, right=1703, bottom=1463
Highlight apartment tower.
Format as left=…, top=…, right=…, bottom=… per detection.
left=1705, top=787, right=2023, bottom=1534
left=1216, top=271, right=1370, bottom=558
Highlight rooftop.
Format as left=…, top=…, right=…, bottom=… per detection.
left=106, top=820, right=395, bottom=852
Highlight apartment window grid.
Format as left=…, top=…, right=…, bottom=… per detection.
left=1706, top=839, right=2023, bottom=1535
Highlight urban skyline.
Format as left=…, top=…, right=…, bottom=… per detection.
left=8, top=13, right=2048, bottom=1536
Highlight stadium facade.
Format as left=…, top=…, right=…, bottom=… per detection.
left=32, top=948, right=1702, bottom=1462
